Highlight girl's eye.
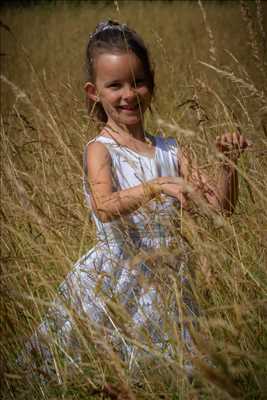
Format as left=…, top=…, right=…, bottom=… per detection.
left=135, top=78, right=145, bottom=86
left=108, top=82, right=121, bottom=89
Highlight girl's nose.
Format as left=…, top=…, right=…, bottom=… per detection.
left=123, top=85, right=136, bottom=100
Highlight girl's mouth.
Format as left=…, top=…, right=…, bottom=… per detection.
left=119, top=104, right=139, bottom=111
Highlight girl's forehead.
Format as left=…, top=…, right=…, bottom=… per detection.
left=94, top=52, right=145, bottom=78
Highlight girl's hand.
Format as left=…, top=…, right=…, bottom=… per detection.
left=150, top=176, right=189, bottom=208
left=215, top=132, right=251, bottom=162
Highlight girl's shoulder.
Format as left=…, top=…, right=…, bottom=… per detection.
left=83, top=135, right=112, bottom=172
left=149, top=133, right=179, bottom=152
left=84, top=135, right=116, bottom=158
left=85, top=134, right=114, bottom=146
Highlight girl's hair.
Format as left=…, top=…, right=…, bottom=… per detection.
left=85, top=20, right=154, bottom=123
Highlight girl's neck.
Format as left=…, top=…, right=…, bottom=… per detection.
left=105, top=120, right=145, bottom=142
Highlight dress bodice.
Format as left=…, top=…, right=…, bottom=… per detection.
left=83, top=134, right=181, bottom=245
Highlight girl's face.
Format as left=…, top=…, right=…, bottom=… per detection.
left=86, top=51, right=152, bottom=129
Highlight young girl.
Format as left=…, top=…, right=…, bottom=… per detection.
left=25, top=20, right=249, bottom=376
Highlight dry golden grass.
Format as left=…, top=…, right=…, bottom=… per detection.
left=1, top=1, right=267, bottom=399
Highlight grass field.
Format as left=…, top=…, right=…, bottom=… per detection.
left=1, top=1, right=267, bottom=399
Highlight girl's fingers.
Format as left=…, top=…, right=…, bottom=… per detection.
left=160, top=176, right=186, bottom=188
left=179, top=193, right=188, bottom=209
left=160, top=180, right=190, bottom=204
left=232, top=132, right=239, bottom=146
left=216, top=132, right=251, bottom=155
left=239, top=134, right=245, bottom=149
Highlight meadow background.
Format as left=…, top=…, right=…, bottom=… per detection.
left=1, top=0, right=267, bottom=399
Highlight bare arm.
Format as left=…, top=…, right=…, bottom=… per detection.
left=214, top=132, right=250, bottom=214
left=86, top=141, right=188, bottom=222
left=180, top=132, right=250, bottom=216
left=214, top=156, right=239, bottom=215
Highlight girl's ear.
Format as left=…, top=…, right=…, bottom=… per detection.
left=84, top=82, right=99, bottom=102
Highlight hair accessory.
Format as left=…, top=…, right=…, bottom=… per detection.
left=89, top=20, right=127, bottom=40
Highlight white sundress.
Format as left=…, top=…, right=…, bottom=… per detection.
left=24, top=133, right=196, bottom=375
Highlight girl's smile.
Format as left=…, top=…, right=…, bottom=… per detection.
left=86, top=52, right=152, bottom=130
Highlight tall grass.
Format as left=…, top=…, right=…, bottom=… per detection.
left=1, top=1, right=267, bottom=399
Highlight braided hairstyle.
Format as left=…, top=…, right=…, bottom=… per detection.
left=85, top=20, right=154, bottom=123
